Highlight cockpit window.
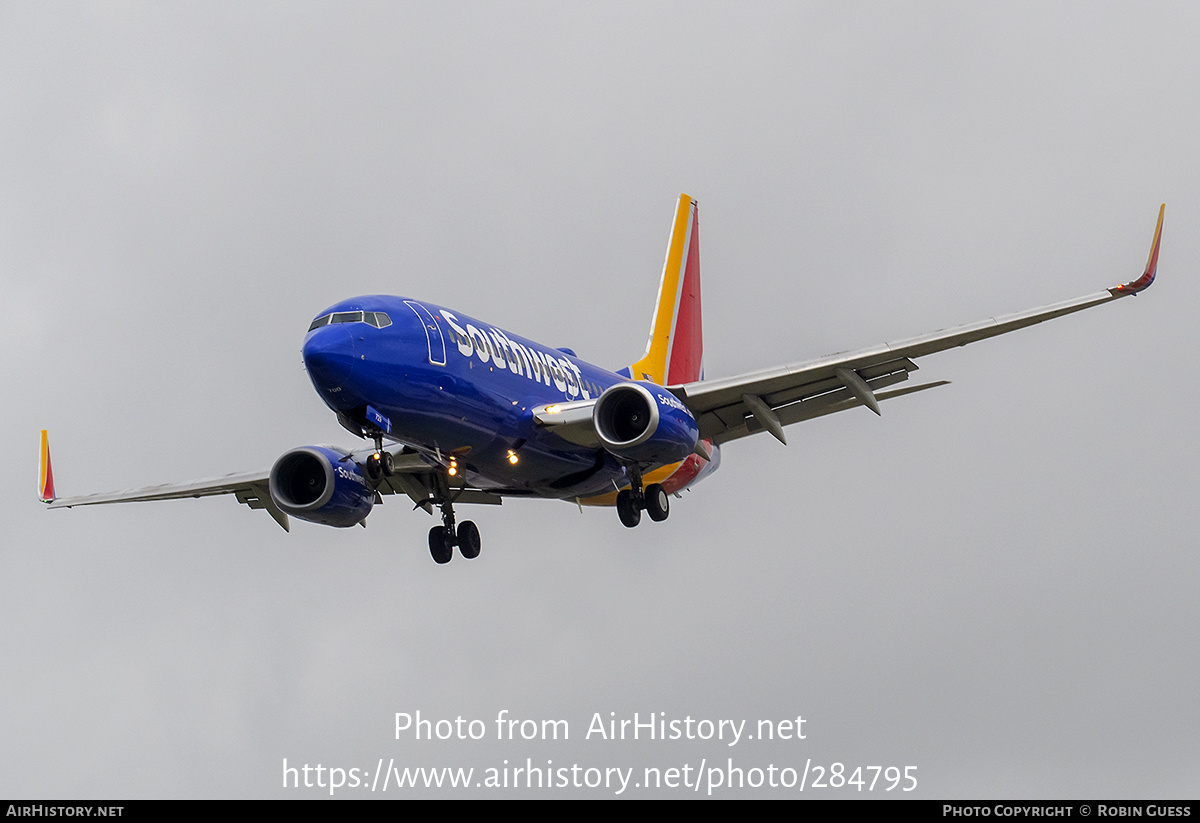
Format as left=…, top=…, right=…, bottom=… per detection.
left=308, top=311, right=392, bottom=332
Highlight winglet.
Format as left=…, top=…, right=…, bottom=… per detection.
left=39, top=430, right=55, bottom=503
left=1110, top=204, right=1164, bottom=296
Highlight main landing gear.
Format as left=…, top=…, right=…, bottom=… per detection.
left=614, top=467, right=670, bottom=528
left=426, top=489, right=481, bottom=565
left=428, top=507, right=480, bottom=564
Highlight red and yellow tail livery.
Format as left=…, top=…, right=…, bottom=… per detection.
left=39, top=429, right=55, bottom=503
left=625, top=193, right=704, bottom=386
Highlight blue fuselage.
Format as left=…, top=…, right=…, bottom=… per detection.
left=302, top=295, right=641, bottom=499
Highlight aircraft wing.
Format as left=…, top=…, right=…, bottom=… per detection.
left=43, top=467, right=291, bottom=529
left=673, top=204, right=1164, bottom=445
left=40, top=439, right=502, bottom=532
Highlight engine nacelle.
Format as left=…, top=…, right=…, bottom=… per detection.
left=269, top=446, right=375, bottom=528
left=592, top=381, right=699, bottom=464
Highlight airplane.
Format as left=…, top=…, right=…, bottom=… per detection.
left=40, top=195, right=1164, bottom=564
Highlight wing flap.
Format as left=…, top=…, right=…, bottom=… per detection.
left=715, top=380, right=950, bottom=444
left=693, top=360, right=917, bottom=440
left=235, top=484, right=290, bottom=531
left=707, top=370, right=931, bottom=443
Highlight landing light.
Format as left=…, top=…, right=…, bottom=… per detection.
left=507, top=450, right=519, bottom=465
left=545, top=404, right=561, bottom=414
left=448, top=457, right=458, bottom=477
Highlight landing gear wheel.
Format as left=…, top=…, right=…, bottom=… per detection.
left=458, top=521, right=481, bottom=559
left=645, top=483, right=670, bottom=522
left=428, top=526, right=453, bottom=564
left=616, top=490, right=641, bottom=528
left=365, top=454, right=383, bottom=482
left=381, top=450, right=395, bottom=477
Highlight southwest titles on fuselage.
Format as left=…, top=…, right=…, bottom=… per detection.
left=439, top=309, right=591, bottom=400
left=436, top=309, right=696, bottom=426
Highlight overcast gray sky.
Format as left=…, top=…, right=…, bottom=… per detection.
left=3, top=1, right=1198, bottom=798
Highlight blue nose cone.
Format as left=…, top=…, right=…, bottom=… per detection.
left=303, top=326, right=362, bottom=411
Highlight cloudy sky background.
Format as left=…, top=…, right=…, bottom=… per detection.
left=3, top=2, right=1198, bottom=798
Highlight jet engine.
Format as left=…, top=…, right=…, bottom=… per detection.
left=592, top=381, right=699, bottom=464
left=269, top=446, right=375, bottom=528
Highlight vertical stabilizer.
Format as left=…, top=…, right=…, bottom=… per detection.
left=39, top=430, right=55, bottom=502
left=624, top=194, right=704, bottom=386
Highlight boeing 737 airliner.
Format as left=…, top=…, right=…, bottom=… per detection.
left=40, top=196, right=1164, bottom=564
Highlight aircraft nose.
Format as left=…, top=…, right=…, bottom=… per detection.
left=303, top=326, right=361, bottom=410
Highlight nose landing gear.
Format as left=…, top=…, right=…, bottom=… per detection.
left=363, top=432, right=395, bottom=482
left=365, top=449, right=394, bottom=481
left=355, top=426, right=482, bottom=566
